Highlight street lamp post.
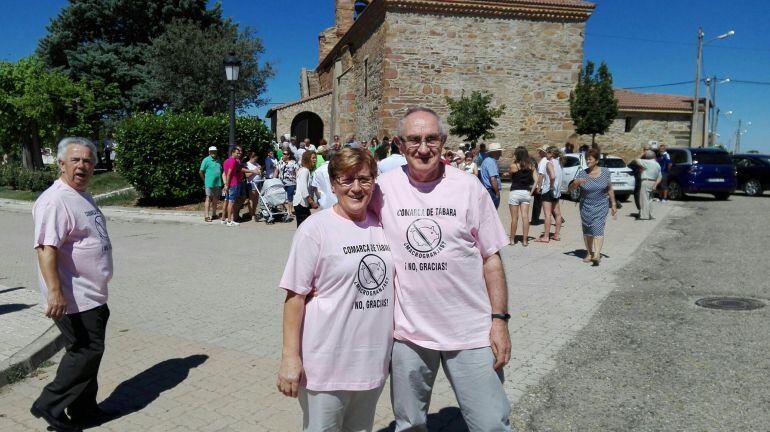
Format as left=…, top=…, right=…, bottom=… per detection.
left=710, top=77, right=730, bottom=145
left=689, top=28, right=734, bottom=147
left=223, top=53, right=242, bottom=153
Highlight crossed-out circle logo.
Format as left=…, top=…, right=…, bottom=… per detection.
left=405, top=218, right=446, bottom=258
left=93, top=214, right=109, bottom=240
left=354, top=254, right=389, bottom=296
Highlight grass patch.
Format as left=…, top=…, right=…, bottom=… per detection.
left=96, top=189, right=138, bottom=207
left=0, top=187, right=40, bottom=201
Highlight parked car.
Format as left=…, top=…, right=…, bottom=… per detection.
left=560, top=153, right=635, bottom=202
left=665, top=148, right=736, bottom=200
left=732, top=153, right=770, bottom=196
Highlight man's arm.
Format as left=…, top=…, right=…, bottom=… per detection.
left=490, top=175, right=500, bottom=197
left=483, top=252, right=510, bottom=370
left=36, top=246, right=67, bottom=320
left=199, top=171, right=205, bottom=182
left=277, top=291, right=306, bottom=398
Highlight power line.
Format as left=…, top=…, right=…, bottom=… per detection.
left=620, top=80, right=694, bottom=90
left=731, top=79, right=770, bottom=86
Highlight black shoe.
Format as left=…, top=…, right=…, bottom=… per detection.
left=68, top=407, right=119, bottom=427
left=30, top=404, right=82, bottom=432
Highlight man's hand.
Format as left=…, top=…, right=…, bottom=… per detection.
left=46, top=290, right=67, bottom=320
left=489, top=320, right=511, bottom=369
left=277, top=354, right=303, bottom=397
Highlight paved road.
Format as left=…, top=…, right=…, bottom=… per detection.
left=510, top=193, right=770, bottom=431
left=0, top=191, right=673, bottom=431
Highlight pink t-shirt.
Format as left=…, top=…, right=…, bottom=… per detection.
left=33, top=180, right=113, bottom=314
left=375, top=165, right=508, bottom=351
left=279, top=208, right=394, bottom=391
left=223, top=157, right=243, bottom=187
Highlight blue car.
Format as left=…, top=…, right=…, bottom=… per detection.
left=663, top=148, right=736, bottom=200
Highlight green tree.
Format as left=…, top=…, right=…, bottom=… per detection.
left=445, top=91, right=506, bottom=146
left=139, top=19, right=273, bottom=114
left=0, top=57, right=113, bottom=169
left=36, top=0, right=225, bottom=112
left=569, top=61, right=619, bottom=145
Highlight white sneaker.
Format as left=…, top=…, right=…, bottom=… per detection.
left=221, top=219, right=228, bottom=225
left=227, top=221, right=240, bottom=227
left=661, top=199, right=667, bottom=203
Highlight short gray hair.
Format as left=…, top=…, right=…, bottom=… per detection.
left=57, top=137, right=97, bottom=162
left=643, top=150, right=656, bottom=159
left=398, top=107, right=448, bottom=139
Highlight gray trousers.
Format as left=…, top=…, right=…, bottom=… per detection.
left=639, top=180, right=655, bottom=220
left=390, top=340, right=511, bottom=432
left=298, top=385, right=384, bottom=432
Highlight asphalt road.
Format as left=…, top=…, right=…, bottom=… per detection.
left=510, top=193, right=770, bottom=431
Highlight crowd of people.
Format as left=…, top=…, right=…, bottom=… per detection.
left=30, top=108, right=672, bottom=432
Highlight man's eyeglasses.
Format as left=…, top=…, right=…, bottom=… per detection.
left=402, top=135, right=442, bottom=149
left=335, top=176, right=374, bottom=188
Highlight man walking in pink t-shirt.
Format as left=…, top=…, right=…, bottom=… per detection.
left=376, top=108, right=512, bottom=431
left=31, top=137, right=115, bottom=432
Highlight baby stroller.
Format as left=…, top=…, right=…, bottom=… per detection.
left=256, top=178, right=292, bottom=224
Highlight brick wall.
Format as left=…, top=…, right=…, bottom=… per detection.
left=589, top=112, right=692, bottom=161
left=274, top=93, right=332, bottom=141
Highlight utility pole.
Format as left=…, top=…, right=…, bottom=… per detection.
left=689, top=27, right=704, bottom=148
left=702, top=78, right=711, bottom=147
left=734, top=119, right=742, bottom=154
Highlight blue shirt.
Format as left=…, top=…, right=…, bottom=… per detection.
left=265, top=156, right=276, bottom=178
left=657, top=152, right=672, bottom=173
left=480, top=157, right=501, bottom=191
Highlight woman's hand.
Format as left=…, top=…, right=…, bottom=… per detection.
left=277, top=355, right=303, bottom=397
left=611, top=205, right=617, bottom=219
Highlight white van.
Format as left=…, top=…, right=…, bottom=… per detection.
left=560, top=153, right=635, bottom=202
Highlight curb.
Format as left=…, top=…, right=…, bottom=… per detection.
left=0, top=325, right=64, bottom=388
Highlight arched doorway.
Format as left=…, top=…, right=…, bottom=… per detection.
left=291, top=111, right=324, bottom=146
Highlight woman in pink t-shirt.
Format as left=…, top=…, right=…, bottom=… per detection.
left=278, top=148, right=394, bottom=431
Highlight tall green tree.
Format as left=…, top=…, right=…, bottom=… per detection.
left=36, top=0, right=225, bottom=112
left=569, top=61, right=619, bottom=145
left=138, top=19, right=274, bottom=114
left=0, top=57, right=115, bottom=169
left=445, top=91, right=506, bottom=146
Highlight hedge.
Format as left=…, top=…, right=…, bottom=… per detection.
left=0, top=163, right=58, bottom=191
left=114, top=112, right=272, bottom=201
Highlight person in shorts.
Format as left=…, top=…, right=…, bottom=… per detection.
left=223, top=146, right=245, bottom=226
left=199, top=146, right=223, bottom=222
left=508, top=146, right=538, bottom=246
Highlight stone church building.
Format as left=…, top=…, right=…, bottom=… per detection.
left=266, top=0, right=697, bottom=162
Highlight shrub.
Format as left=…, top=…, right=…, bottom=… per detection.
left=0, top=163, right=57, bottom=191
left=114, top=112, right=272, bottom=201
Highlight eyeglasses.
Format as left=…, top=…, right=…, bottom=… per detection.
left=402, top=135, right=442, bottom=149
left=335, top=176, right=374, bottom=189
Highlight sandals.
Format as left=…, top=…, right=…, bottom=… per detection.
left=535, top=237, right=550, bottom=243
left=204, top=217, right=212, bottom=222
left=582, top=254, right=593, bottom=263
left=591, top=253, right=602, bottom=265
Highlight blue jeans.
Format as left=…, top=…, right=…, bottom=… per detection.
left=487, top=188, right=500, bottom=209
left=226, top=183, right=242, bottom=201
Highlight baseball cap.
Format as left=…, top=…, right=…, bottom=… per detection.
left=208, top=146, right=217, bottom=151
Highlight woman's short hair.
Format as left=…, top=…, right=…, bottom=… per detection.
left=57, top=137, right=97, bottom=162
left=546, top=146, right=560, bottom=157
left=329, top=147, right=377, bottom=181
left=586, top=148, right=602, bottom=161
left=300, top=150, right=316, bottom=169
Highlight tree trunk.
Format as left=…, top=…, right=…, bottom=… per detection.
left=591, top=133, right=596, bottom=147
left=21, top=129, right=44, bottom=170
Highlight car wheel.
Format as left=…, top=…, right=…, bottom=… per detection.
left=616, top=194, right=630, bottom=202
left=713, top=192, right=730, bottom=200
left=668, top=181, right=684, bottom=200
left=744, top=179, right=763, bottom=196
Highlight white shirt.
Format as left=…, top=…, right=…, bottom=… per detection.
left=293, top=167, right=312, bottom=207
left=377, top=154, right=407, bottom=174
left=311, top=162, right=337, bottom=209
left=538, top=157, right=551, bottom=194
left=550, top=158, right=563, bottom=198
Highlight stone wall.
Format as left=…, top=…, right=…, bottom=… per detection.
left=273, top=92, right=332, bottom=141
left=381, top=11, right=586, bottom=166
left=588, top=112, right=693, bottom=161
left=350, top=16, right=387, bottom=141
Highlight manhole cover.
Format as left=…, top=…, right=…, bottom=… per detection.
left=695, top=297, right=766, bottom=311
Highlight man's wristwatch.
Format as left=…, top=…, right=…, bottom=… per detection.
left=491, top=313, right=511, bottom=321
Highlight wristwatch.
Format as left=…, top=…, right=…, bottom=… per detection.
left=491, top=313, right=511, bottom=321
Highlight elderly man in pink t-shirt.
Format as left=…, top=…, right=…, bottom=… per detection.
left=30, top=137, right=115, bottom=432
left=375, top=107, right=512, bottom=431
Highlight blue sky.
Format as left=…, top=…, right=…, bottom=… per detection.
left=1, top=0, right=768, bottom=153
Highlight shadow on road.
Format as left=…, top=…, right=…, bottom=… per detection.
left=0, top=303, right=35, bottom=315
left=0, top=286, right=26, bottom=295
left=375, top=406, right=468, bottom=431
left=92, top=354, right=208, bottom=428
